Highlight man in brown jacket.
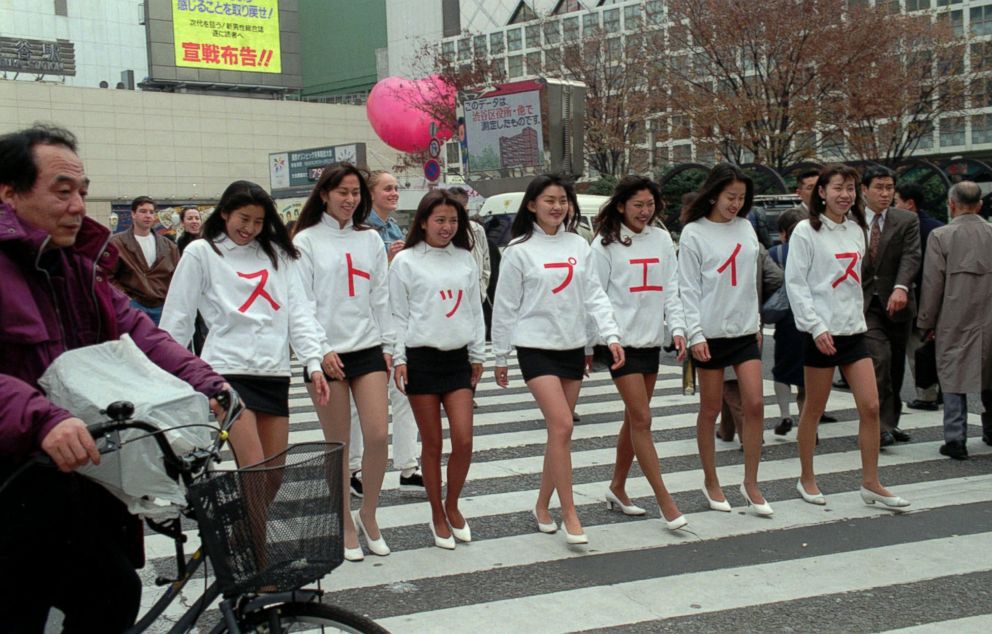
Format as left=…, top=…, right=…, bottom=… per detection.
left=917, top=181, right=992, bottom=460
left=108, top=196, right=179, bottom=325
left=860, top=166, right=921, bottom=448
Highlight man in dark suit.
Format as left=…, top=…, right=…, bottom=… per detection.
left=894, top=182, right=944, bottom=411
left=861, top=166, right=921, bottom=447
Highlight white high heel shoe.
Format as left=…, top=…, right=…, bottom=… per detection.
left=343, top=545, right=364, bottom=562
left=663, top=513, right=688, bottom=531
left=448, top=519, right=472, bottom=543
left=605, top=490, right=647, bottom=516
left=563, top=526, right=588, bottom=545
left=429, top=523, right=456, bottom=550
left=354, top=511, right=390, bottom=556
left=740, top=483, right=774, bottom=516
left=701, top=486, right=732, bottom=512
left=796, top=480, right=826, bottom=505
left=860, top=487, right=910, bottom=509
left=532, top=508, right=558, bottom=534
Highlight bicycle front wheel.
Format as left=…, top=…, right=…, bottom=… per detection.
left=234, top=601, right=390, bottom=634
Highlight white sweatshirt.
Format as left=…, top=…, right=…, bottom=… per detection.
left=785, top=216, right=867, bottom=338
left=293, top=214, right=395, bottom=354
left=160, top=237, right=328, bottom=377
left=388, top=242, right=486, bottom=366
left=677, top=216, right=760, bottom=346
left=590, top=224, right=686, bottom=348
left=491, top=225, right=621, bottom=367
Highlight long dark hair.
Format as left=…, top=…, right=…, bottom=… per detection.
left=594, top=175, right=664, bottom=247
left=202, top=180, right=297, bottom=268
left=510, top=174, right=576, bottom=243
left=292, top=162, right=371, bottom=236
left=680, top=163, right=754, bottom=226
left=564, top=183, right=581, bottom=233
left=404, top=189, right=473, bottom=251
left=809, top=164, right=866, bottom=231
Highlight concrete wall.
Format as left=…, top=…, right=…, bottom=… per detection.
left=0, top=81, right=403, bottom=216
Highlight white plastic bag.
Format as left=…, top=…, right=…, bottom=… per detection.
left=38, top=335, right=213, bottom=519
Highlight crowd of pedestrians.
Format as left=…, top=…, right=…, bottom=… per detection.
left=3, top=123, right=992, bottom=630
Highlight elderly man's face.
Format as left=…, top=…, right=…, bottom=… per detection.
left=0, top=144, right=88, bottom=248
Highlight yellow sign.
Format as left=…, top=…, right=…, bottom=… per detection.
left=172, top=0, right=281, bottom=73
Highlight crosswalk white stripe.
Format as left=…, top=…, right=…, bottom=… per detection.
left=377, top=532, right=992, bottom=633
left=883, top=615, right=992, bottom=633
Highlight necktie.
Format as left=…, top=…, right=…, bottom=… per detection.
left=869, top=213, right=881, bottom=262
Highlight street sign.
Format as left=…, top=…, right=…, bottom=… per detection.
left=428, top=138, right=441, bottom=159
left=424, top=159, right=441, bottom=183
left=429, top=121, right=438, bottom=138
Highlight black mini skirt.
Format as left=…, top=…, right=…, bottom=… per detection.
left=405, top=346, right=473, bottom=395
left=694, top=334, right=761, bottom=370
left=516, top=346, right=585, bottom=382
left=609, top=346, right=662, bottom=379
left=304, top=345, right=388, bottom=383
left=803, top=333, right=870, bottom=368
left=223, top=374, right=290, bottom=417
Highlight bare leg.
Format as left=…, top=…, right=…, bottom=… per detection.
left=440, top=389, right=474, bottom=529
left=530, top=375, right=584, bottom=535
left=351, top=372, right=389, bottom=540
left=308, top=381, right=359, bottom=550
left=842, top=359, right=893, bottom=496
left=696, top=368, right=726, bottom=502
left=734, top=359, right=767, bottom=504
left=408, top=394, right=448, bottom=538
left=613, top=373, right=681, bottom=520
left=797, top=366, right=833, bottom=495
left=609, top=406, right=636, bottom=502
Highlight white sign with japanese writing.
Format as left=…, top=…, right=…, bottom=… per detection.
left=463, top=90, right=544, bottom=173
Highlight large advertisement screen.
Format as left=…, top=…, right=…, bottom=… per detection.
left=172, top=0, right=281, bottom=73
left=462, top=87, right=545, bottom=173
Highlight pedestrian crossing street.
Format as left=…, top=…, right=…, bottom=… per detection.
left=137, top=347, right=992, bottom=633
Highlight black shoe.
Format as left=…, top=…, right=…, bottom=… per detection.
left=350, top=471, right=364, bottom=498
left=906, top=399, right=939, bottom=411
left=983, top=434, right=992, bottom=447
left=819, top=413, right=838, bottom=423
left=400, top=470, right=426, bottom=493
left=939, top=441, right=968, bottom=460
left=891, top=427, right=911, bottom=442
left=572, top=411, right=581, bottom=422
left=774, top=418, right=794, bottom=436
left=833, top=378, right=849, bottom=389
left=880, top=431, right=895, bottom=447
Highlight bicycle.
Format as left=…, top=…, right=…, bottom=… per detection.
left=31, top=394, right=389, bottom=633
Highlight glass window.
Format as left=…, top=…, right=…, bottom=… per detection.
left=646, top=0, right=665, bottom=25
left=972, top=114, right=992, bottom=145
left=939, top=116, right=965, bottom=146
left=972, top=42, right=992, bottom=72
left=458, top=37, right=471, bottom=61
left=507, top=27, right=522, bottom=52
left=508, top=55, right=523, bottom=78
left=937, top=0, right=962, bottom=6
left=912, top=120, right=934, bottom=150
left=603, top=8, right=620, bottom=32
left=526, top=24, right=541, bottom=48
left=671, top=115, right=689, bottom=138
left=490, top=31, right=505, bottom=55
left=526, top=51, right=542, bottom=74
left=442, top=41, right=455, bottom=60
left=606, top=37, right=622, bottom=63
left=906, top=0, right=931, bottom=9
left=624, top=5, right=642, bottom=29
left=473, top=35, right=487, bottom=57
left=563, top=16, right=579, bottom=41
left=583, top=12, right=600, bottom=34
left=446, top=142, right=460, bottom=165
left=971, top=5, right=992, bottom=35
left=544, top=20, right=561, bottom=45
left=653, top=144, right=670, bottom=169
left=940, top=9, right=964, bottom=36
left=545, top=47, right=561, bottom=70
left=673, top=144, right=692, bottom=162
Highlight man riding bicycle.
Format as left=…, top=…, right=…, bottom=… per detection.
left=0, top=125, right=229, bottom=633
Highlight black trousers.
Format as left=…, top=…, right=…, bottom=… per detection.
left=864, top=296, right=911, bottom=433
left=0, top=464, right=141, bottom=633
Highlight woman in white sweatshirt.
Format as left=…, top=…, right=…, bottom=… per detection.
left=292, top=163, right=394, bottom=562
left=590, top=176, right=688, bottom=531
left=678, top=164, right=771, bottom=516
left=389, top=189, right=485, bottom=549
left=492, top=174, right=625, bottom=545
left=785, top=164, right=909, bottom=509
left=161, top=180, right=331, bottom=468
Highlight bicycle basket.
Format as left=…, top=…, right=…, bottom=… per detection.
left=186, top=442, right=345, bottom=596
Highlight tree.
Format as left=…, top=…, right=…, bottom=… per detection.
left=409, top=18, right=670, bottom=178
left=660, top=0, right=962, bottom=169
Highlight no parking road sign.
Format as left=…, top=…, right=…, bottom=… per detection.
left=424, top=159, right=441, bottom=183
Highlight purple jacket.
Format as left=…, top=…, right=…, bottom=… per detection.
left=0, top=204, right=226, bottom=462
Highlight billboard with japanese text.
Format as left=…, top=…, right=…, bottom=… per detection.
left=269, top=143, right=367, bottom=198
left=463, top=87, right=544, bottom=174
left=172, top=0, right=281, bottom=73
